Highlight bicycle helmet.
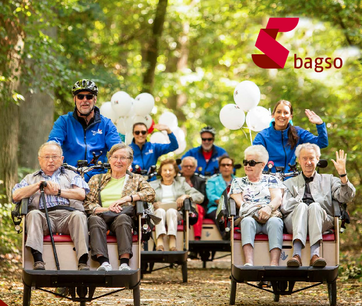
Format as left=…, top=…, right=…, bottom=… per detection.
left=200, top=126, right=216, bottom=136
left=72, top=79, right=98, bottom=96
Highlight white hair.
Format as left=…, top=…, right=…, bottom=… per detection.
left=38, top=141, right=63, bottom=156
left=181, top=156, right=197, bottom=167
left=295, top=143, right=321, bottom=159
left=244, top=145, right=269, bottom=164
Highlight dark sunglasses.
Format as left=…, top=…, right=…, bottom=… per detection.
left=134, top=131, right=147, bottom=135
left=243, top=159, right=263, bottom=167
left=77, top=94, right=94, bottom=100
left=202, top=138, right=214, bottom=142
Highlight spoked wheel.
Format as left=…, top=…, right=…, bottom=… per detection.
left=23, top=284, right=31, bottom=306
left=328, top=281, right=337, bottom=306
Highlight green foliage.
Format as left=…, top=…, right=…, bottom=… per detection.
left=0, top=181, right=21, bottom=255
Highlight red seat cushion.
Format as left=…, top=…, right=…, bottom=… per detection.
left=203, top=218, right=216, bottom=225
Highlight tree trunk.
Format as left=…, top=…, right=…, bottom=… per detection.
left=18, top=89, right=55, bottom=169
left=18, top=28, right=57, bottom=170
left=141, top=0, right=168, bottom=93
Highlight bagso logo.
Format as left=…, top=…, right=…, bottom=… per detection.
left=252, top=17, right=343, bottom=72
left=252, top=17, right=299, bottom=69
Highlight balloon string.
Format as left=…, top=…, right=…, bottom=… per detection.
left=249, top=129, right=253, bottom=146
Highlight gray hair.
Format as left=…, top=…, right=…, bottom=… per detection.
left=295, top=143, right=321, bottom=159
left=244, top=145, right=269, bottom=164
left=181, top=156, right=197, bottom=168
left=38, top=141, right=63, bottom=156
left=107, top=143, right=134, bottom=162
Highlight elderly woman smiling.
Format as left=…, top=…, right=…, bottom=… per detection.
left=150, top=159, right=204, bottom=251
left=229, top=145, right=285, bottom=266
left=84, top=143, right=155, bottom=271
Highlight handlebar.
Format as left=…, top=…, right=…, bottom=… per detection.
left=63, top=162, right=110, bottom=178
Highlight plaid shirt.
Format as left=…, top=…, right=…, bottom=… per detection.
left=12, top=167, right=89, bottom=209
left=84, top=171, right=155, bottom=215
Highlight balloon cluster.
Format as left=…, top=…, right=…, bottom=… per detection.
left=219, top=81, right=272, bottom=132
left=150, top=111, right=186, bottom=155
left=100, top=91, right=186, bottom=154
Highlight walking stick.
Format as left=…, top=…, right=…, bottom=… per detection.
left=40, top=181, right=60, bottom=270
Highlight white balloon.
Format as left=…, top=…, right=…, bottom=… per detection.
left=100, top=102, right=118, bottom=122
left=159, top=111, right=178, bottom=130
left=133, top=115, right=153, bottom=129
left=171, top=126, right=186, bottom=143
left=219, top=104, right=245, bottom=130
left=116, top=116, right=127, bottom=135
left=233, top=81, right=261, bottom=112
left=134, top=93, right=155, bottom=116
left=174, top=140, right=187, bottom=155
left=150, top=131, right=170, bottom=144
left=111, top=91, right=133, bottom=117
left=246, top=106, right=272, bottom=132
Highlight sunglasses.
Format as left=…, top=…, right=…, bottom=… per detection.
left=243, top=160, right=263, bottom=167
left=77, top=94, right=94, bottom=100
left=202, top=138, right=214, bottom=142
left=134, top=131, right=147, bottom=135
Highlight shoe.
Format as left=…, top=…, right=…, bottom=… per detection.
left=34, top=261, right=45, bottom=270
left=97, top=262, right=112, bottom=271
left=287, top=254, right=302, bottom=267
left=78, top=263, right=90, bottom=271
left=119, top=263, right=131, bottom=271
left=244, top=263, right=253, bottom=267
left=156, top=245, right=164, bottom=251
left=169, top=247, right=177, bottom=251
left=310, top=254, right=326, bottom=268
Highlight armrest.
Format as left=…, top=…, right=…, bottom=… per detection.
left=332, top=200, right=341, bottom=218
left=183, top=198, right=191, bottom=211
left=135, top=200, right=144, bottom=215
left=229, top=198, right=237, bottom=217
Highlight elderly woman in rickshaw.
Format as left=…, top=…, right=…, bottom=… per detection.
left=84, top=143, right=155, bottom=271
left=229, top=145, right=285, bottom=266
left=150, top=159, right=204, bottom=251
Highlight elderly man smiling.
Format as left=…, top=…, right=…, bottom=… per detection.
left=12, top=141, right=90, bottom=270
left=282, top=143, right=355, bottom=268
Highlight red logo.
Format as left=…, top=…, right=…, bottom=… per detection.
left=252, top=18, right=299, bottom=69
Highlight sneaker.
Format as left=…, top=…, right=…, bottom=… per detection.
left=97, top=262, right=112, bottom=271
left=119, top=263, right=131, bottom=271
left=244, top=263, right=253, bottom=267
left=78, top=263, right=90, bottom=271
left=34, top=261, right=45, bottom=270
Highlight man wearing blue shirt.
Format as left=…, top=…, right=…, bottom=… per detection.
left=48, top=79, right=121, bottom=181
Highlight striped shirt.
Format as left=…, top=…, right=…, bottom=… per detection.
left=12, top=167, right=89, bottom=209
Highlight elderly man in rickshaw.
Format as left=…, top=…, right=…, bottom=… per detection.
left=282, top=143, right=355, bottom=267
left=12, top=141, right=90, bottom=270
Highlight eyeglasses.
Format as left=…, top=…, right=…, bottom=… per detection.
left=111, top=156, right=131, bottom=161
left=182, top=165, right=195, bottom=168
left=134, top=131, right=147, bottom=135
left=202, top=138, right=214, bottom=142
left=243, top=160, right=263, bottom=167
left=40, top=155, right=61, bottom=160
left=220, top=163, right=233, bottom=167
left=76, top=94, right=94, bottom=100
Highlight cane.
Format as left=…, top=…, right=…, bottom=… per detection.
left=40, top=181, right=60, bottom=270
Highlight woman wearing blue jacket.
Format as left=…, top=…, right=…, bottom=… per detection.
left=129, top=122, right=179, bottom=180
left=253, top=100, right=328, bottom=173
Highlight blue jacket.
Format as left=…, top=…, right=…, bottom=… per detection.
left=182, top=145, right=228, bottom=176
left=253, top=122, right=328, bottom=173
left=48, top=107, right=121, bottom=181
left=129, top=132, right=179, bottom=175
left=206, top=174, right=234, bottom=214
